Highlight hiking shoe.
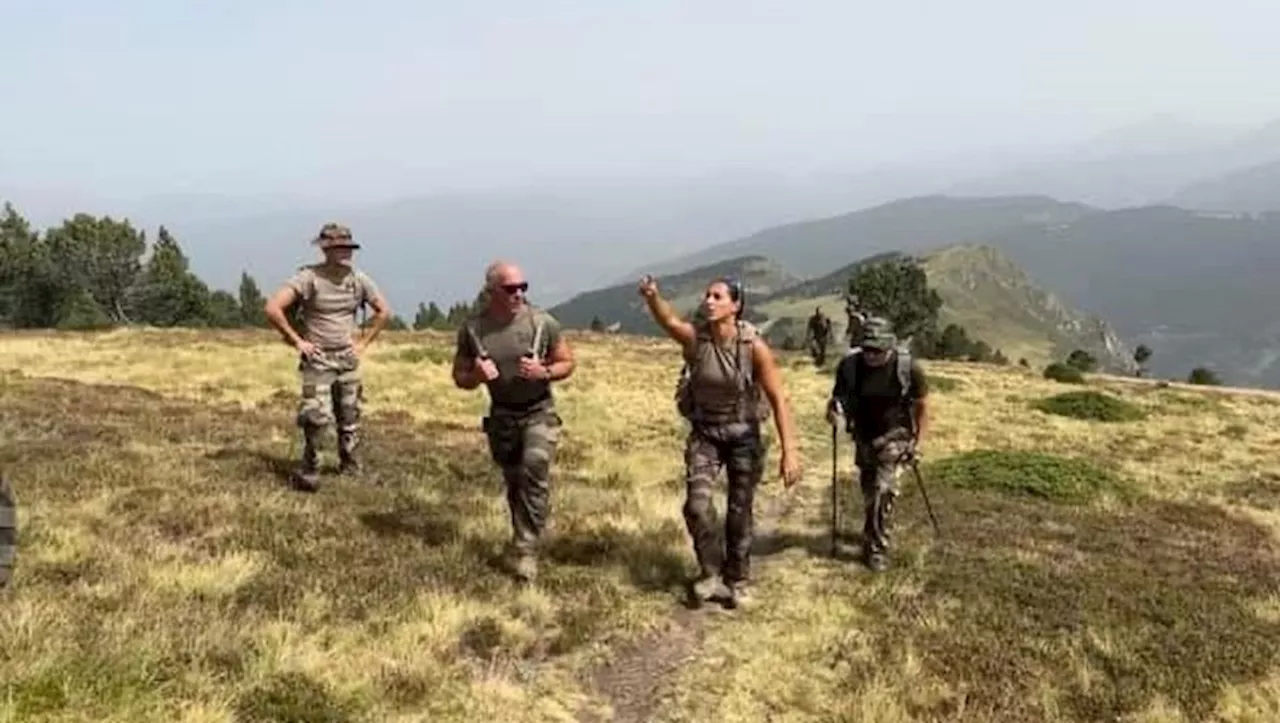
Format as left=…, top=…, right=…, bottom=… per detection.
left=724, top=581, right=752, bottom=610
left=866, top=551, right=888, bottom=572
left=691, top=574, right=729, bottom=603
left=338, top=455, right=362, bottom=476
left=510, top=553, right=538, bottom=583
left=290, top=468, right=319, bottom=493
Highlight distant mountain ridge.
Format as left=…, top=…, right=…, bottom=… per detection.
left=547, top=255, right=799, bottom=336
left=575, top=193, right=1280, bottom=387
left=552, top=241, right=1136, bottom=374
left=633, top=194, right=1096, bottom=280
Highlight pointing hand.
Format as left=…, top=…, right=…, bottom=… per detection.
left=638, top=275, right=659, bottom=299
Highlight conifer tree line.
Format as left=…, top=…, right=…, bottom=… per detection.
left=0, top=202, right=467, bottom=332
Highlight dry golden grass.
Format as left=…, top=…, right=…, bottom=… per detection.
left=2, top=327, right=1280, bottom=722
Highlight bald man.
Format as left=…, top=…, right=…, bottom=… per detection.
left=452, top=261, right=576, bottom=582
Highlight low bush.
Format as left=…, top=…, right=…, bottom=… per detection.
left=1043, top=362, right=1084, bottom=384
left=926, top=449, right=1130, bottom=504
left=1034, top=390, right=1146, bottom=423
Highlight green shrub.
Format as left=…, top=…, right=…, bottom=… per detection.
left=1187, top=367, right=1222, bottom=385
left=926, top=449, right=1129, bottom=504
left=1042, top=362, right=1084, bottom=384
left=1033, top=390, right=1146, bottom=423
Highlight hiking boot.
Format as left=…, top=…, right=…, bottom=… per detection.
left=338, top=453, right=361, bottom=476
left=690, top=574, right=729, bottom=603
left=865, top=550, right=888, bottom=572
left=292, top=429, right=320, bottom=492
left=290, top=467, right=319, bottom=492
left=724, top=580, right=752, bottom=610
left=509, top=550, right=538, bottom=583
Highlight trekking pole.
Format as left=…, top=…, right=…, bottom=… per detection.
left=830, top=422, right=839, bottom=556
left=905, top=454, right=941, bottom=536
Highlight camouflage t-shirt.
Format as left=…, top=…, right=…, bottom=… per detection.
left=455, top=306, right=562, bottom=412
left=285, top=265, right=381, bottom=350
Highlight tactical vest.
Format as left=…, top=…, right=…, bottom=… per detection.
left=675, top=320, right=770, bottom=425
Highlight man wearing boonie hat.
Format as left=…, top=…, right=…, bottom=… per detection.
left=263, top=222, right=392, bottom=491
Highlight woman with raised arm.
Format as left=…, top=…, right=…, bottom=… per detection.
left=638, top=274, right=803, bottom=608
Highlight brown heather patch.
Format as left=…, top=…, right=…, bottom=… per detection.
left=1, top=328, right=1279, bottom=721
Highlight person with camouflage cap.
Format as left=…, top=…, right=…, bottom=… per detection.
left=452, top=260, right=576, bottom=583
left=826, top=316, right=930, bottom=571
left=639, top=273, right=803, bottom=608
left=264, top=222, right=392, bottom=491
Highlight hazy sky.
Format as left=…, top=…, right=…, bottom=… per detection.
left=3, top=0, right=1279, bottom=203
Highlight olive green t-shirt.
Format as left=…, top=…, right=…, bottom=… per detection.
left=285, top=265, right=380, bottom=350
left=455, top=306, right=562, bottom=411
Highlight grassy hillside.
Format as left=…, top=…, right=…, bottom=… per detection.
left=752, top=245, right=1133, bottom=372
left=2, top=328, right=1279, bottom=722
left=920, top=244, right=1135, bottom=371
left=548, top=254, right=799, bottom=335
left=638, top=194, right=1095, bottom=280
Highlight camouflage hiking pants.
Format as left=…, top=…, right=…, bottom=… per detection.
left=682, top=421, right=767, bottom=584
left=297, top=348, right=363, bottom=466
left=809, top=337, right=828, bottom=365
left=483, top=407, right=562, bottom=555
left=855, top=432, right=912, bottom=555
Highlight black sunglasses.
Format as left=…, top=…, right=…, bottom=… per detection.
left=500, top=282, right=529, bottom=294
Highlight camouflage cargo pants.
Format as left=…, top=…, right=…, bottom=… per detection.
left=855, top=432, right=912, bottom=557
left=483, top=407, right=562, bottom=555
left=296, top=348, right=363, bottom=470
left=682, top=421, right=767, bottom=584
left=809, top=336, right=828, bottom=365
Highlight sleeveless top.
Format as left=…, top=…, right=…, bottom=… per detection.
left=679, top=321, right=768, bottom=426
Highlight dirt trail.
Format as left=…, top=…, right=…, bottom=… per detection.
left=576, top=486, right=806, bottom=723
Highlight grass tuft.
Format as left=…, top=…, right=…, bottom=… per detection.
left=233, top=671, right=361, bottom=723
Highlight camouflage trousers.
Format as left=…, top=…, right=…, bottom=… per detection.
left=809, top=337, right=829, bottom=365
left=296, top=348, right=363, bottom=469
left=483, top=407, right=563, bottom=555
left=682, top=421, right=767, bottom=584
left=854, top=431, right=913, bottom=555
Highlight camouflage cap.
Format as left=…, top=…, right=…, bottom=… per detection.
left=858, top=315, right=897, bottom=350
left=313, top=222, right=360, bottom=250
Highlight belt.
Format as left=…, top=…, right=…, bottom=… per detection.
left=490, top=392, right=552, bottom=414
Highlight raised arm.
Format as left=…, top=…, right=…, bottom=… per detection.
left=750, top=337, right=802, bottom=486
left=637, top=275, right=696, bottom=347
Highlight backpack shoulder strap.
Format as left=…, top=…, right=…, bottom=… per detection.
left=896, top=349, right=914, bottom=398
left=734, top=320, right=758, bottom=388
left=464, top=317, right=489, bottom=360
left=528, top=308, right=546, bottom=359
